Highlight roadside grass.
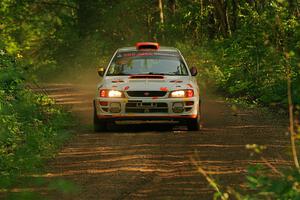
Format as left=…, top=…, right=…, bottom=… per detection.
left=177, top=40, right=300, bottom=199
left=0, top=52, right=78, bottom=199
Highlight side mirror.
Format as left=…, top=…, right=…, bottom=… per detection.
left=97, top=67, right=105, bottom=77
left=190, top=67, right=198, bottom=76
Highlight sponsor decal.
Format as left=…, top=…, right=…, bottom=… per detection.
left=170, top=80, right=183, bottom=83
left=160, top=87, right=168, bottom=91
left=187, top=84, right=193, bottom=88
left=112, top=79, right=124, bottom=83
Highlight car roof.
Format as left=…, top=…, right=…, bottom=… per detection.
left=117, top=46, right=180, bottom=53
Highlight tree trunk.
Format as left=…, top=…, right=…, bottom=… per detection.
left=288, top=0, right=300, bottom=16
left=168, top=0, right=176, bottom=15
left=232, top=0, right=238, bottom=32
left=158, top=0, right=164, bottom=24
left=77, top=0, right=96, bottom=38
left=77, top=0, right=88, bottom=37
left=213, top=0, right=231, bottom=37
left=287, top=61, right=300, bottom=169
left=224, top=0, right=231, bottom=36
left=158, top=0, right=165, bottom=41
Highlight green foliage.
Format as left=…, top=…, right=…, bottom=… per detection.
left=191, top=2, right=300, bottom=107
left=179, top=3, right=300, bottom=197
left=243, top=165, right=300, bottom=200
left=1, top=0, right=300, bottom=199
left=0, top=49, right=73, bottom=196
left=48, top=179, right=79, bottom=195
left=0, top=0, right=77, bottom=69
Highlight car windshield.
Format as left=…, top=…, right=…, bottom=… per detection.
left=106, top=51, right=188, bottom=76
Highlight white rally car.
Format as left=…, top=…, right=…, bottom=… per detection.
left=93, top=42, right=201, bottom=131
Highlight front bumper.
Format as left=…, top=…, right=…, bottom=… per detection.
left=94, top=97, right=199, bottom=120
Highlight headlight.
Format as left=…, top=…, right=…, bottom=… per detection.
left=108, top=90, right=123, bottom=98
left=100, top=89, right=124, bottom=98
left=169, top=89, right=194, bottom=98
left=170, top=90, right=185, bottom=98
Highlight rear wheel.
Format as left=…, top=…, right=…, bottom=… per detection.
left=93, top=103, right=107, bottom=132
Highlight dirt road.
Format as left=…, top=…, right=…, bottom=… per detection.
left=41, top=83, right=291, bottom=199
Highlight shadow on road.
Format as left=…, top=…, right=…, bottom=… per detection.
left=33, top=83, right=292, bottom=200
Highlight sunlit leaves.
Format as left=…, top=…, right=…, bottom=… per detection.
left=0, top=0, right=77, bottom=68
left=244, top=166, right=300, bottom=199
left=246, top=144, right=267, bottom=154
left=0, top=51, right=72, bottom=194
left=199, top=0, right=300, bottom=107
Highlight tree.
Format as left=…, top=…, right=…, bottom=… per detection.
left=212, top=0, right=231, bottom=37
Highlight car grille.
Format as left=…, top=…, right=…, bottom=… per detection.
left=125, top=101, right=168, bottom=113
left=126, top=91, right=167, bottom=97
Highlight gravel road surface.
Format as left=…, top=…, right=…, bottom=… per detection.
left=41, top=83, right=291, bottom=200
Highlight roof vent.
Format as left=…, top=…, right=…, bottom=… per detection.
left=136, top=42, right=159, bottom=50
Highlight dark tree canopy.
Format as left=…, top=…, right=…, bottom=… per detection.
left=0, top=0, right=299, bottom=105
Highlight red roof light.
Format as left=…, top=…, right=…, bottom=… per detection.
left=136, top=42, right=159, bottom=50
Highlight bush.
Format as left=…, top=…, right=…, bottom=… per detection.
left=173, top=3, right=298, bottom=108
left=244, top=165, right=300, bottom=200
left=0, top=50, right=72, bottom=194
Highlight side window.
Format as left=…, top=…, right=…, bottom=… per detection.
left=179, top=61, right=188, bottom=75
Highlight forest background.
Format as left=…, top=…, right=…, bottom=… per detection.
left=1, top=0, right=300, bottom=199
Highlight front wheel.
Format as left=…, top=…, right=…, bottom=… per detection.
left=187, top=104, right=201, bottom=131
left=93, top=104, right=107, bottom=132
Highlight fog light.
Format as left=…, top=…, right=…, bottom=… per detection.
left=172, top=102, right=184, bottom=113
left=185, top=101, right=194, bottom=106
left=109, top=102, right=121, bottom=113
left=99, top=101, right=108, bottom=106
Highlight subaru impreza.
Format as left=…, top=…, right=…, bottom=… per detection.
left=93, top=42, right=201, bottom=131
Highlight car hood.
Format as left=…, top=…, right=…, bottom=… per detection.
left=98, top=76, right=194, bottom=91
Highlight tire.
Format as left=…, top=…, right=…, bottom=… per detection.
left=93, top=104, right=107, bottom=132
left=187, top=103, right=201, bottom=131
